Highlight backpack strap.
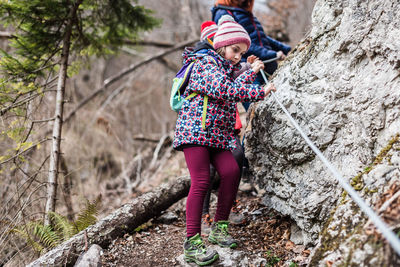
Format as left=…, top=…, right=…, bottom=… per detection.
left=186, top=55, right=218, bottom=131
left=202, top=95, right=208, bottom=130
left=177, top=61, right=196, bottom=101
left=185, top=92, right=208, bottom=131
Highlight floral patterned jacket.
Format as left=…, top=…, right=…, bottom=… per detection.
left=173, top=49, right=265, bottom=151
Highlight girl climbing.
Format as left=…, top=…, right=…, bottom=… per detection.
left=173, top=15, right=276, bottom=265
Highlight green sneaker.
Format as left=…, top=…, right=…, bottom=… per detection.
left=183, top=233, right=219, bottom=266
left=208, top=220, right=238, bottom=248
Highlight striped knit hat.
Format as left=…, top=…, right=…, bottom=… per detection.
left=213, top=15, right=251, bottom=51
left=200, top=21, right=218, bottom=41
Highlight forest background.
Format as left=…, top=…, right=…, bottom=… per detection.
left=0, top=0, right=315, bottom=265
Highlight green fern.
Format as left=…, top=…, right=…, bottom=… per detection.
left=11, top=223, right=43, bottom=253
left=48, top=212, right=76, bottom=241
left=31, top=223, right=61, bottom=249
left=11, top=222, right=56, bottom=253
left=10, top=196, right=101, bottom=253
left=74, top=195, right=102, bottom=232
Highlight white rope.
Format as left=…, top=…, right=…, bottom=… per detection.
left=260, top=69, right=400, bottom=255
left=262, top=57, right=279, bottom=64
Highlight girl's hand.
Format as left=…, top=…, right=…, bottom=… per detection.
left=247, top=55, right=258, bottom=64
left=251, top=58, right=264, bottom=73
left=264, top=83, right=277, bottom=95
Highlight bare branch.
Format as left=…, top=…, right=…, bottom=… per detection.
left=32, top=117, right=55, bottom=123
left=0, top=156, right=49, bottom=224
left=0, top=31, right=12, bottom=38
left=378, top=190, right=400, bottom=213
left=62, top=38, right=197, bottom=124
left=123, top=39, right=174, bottom=48
left=152, top=145, right=174, bottom=175
left=364, top=186, right=400, bottom=230
left=132, top=135, right=161, bottom=143
left=121, top=47, right=140, bottom=56
left=99, top=85, right=127, bottom=109
left=0, top=84, right=58, bottom=117
left=0, top=138, right=50, bottom=165
left=0, top=93, right=42, bottom=116
left=158, top=57, right=180, bottom=72
left=119, top=155, right=143, bottom=194
left=132, top=154, right=142, bottom=189
left=149, top=134, right=170, bottom=169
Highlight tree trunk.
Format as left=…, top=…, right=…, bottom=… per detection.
left=27, top=176, right=190, bottom=267
left=44, top=29, right=71, bottom=225
left=44, top=2, right=82, bottom=225
left=60, top=155, right=75, bottom=221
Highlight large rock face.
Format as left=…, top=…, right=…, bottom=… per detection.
left=245, top=0, right=400, bottom=264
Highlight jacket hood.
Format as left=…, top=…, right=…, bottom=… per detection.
left=211, top=4, right=251, bottom=21
left=193, top=40, right=214, bottom=53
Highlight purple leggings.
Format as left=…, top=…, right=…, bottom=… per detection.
left=183, top=146, right=240, bottom=237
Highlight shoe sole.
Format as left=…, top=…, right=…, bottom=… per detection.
left=184, top=254, right=219, bottom=266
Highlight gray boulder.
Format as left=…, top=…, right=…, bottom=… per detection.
left=245, top=0, right=400, bottom=265
left=74, top=244, right=103, bottom=267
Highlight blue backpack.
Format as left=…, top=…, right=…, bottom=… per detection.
left=169, top=54, right=217, bottom=130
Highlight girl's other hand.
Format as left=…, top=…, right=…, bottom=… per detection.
left=264, top=83, right=276, bottom=95
left=277, top=51, right=286, bottom=60
left=251, top=59, right=264, bottom=73
left=247, top=55, right=258, bottom=64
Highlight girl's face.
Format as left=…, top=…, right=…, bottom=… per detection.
left=223, top=43, right=247, bottom=65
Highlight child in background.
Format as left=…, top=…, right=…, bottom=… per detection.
left=212, top=0, right=291, bottom=79
left=200, top=20, right=218, bottom=45
left=173, top=15, right=276, bottom=265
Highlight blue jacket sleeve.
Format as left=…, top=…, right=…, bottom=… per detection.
left=189, top=56, right=265, bottom=103
left=245, top=42, right=278, bottom=61
left=266, top=36, right=291, bottom=55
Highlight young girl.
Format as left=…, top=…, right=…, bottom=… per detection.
left=173, top=16, right=276, bottom=265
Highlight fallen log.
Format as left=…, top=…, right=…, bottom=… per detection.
left=27, top=176, right=190, bottom=267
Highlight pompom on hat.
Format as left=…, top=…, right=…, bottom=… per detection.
left=213, top=15, right=251, bottom=51
left=200, top=21, right=218, bottom=41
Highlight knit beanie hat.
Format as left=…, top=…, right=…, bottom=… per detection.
left=213, top=15, right=251, bottom=51
left=200, top=21, right=218, bottom=41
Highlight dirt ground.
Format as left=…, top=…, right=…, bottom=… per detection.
left=101, top=189, right=312, bottom=266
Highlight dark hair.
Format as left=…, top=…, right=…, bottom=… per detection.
left=232, top=0, right=252, bottom=10
left=216, top=47, right=226, bottom=57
